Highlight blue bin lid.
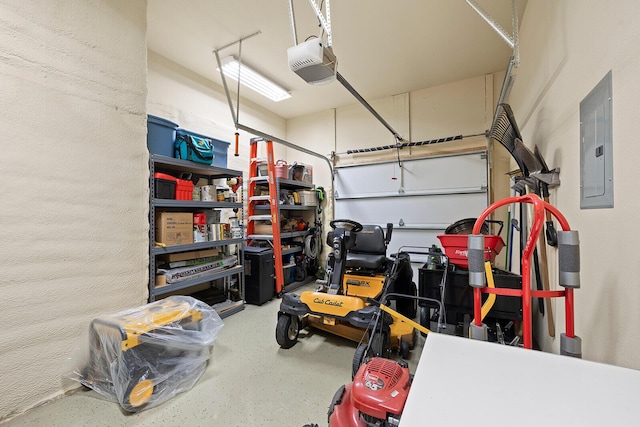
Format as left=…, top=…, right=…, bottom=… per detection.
left=148, top=115, right=178, bottom=129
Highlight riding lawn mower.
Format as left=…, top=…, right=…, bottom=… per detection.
left=276, top=219, right=418, bottom=359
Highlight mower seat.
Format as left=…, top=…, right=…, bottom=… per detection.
left=345, top=225, right=387, bottom=270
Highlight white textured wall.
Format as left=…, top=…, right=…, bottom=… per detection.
left=510, top=0, right=640, bottom=368
left=0, top=0, right=148, bottom=420
left=147, top=50, right=287, bottom=175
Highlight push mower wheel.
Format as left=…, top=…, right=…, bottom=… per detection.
left=276, top=314, right=299, bottom=349
left=369, top=331, right=389, bottom=358
left=410, top=327, right=418, bottom=350
left=352, top=343, right=372, bottom=379
left=396, top=281, right=417, bottom=320
left=399, top=339, right=410, bottom=359
left=419, top=306, right=430, bottom=337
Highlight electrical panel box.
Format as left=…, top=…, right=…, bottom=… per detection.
left=580, top=71, right=613, bottom=209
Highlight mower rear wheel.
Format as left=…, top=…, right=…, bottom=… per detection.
left=396, top=281, right=417, bottom=320
left=369, top=331, right=389, bottom=358
left=276, top=314, right=299, bottom=349
left=399, top=339, right=410, bottom=359
left=419, top=306, right=430, bottom=337
left=410, top=327, right=418, bottom=350
left=352, top=343, right=372, bottom=379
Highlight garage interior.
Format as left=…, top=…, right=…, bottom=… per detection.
left=2, top=0, right=640, bottom=425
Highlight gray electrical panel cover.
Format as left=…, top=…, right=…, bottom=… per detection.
left=580, top=71, right=613, bottom=209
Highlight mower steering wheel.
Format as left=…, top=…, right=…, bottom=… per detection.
left=330, top=219, right=363, bottom=233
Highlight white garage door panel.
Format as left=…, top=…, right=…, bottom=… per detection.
left=335, top=152, right=487, bottom=198
left=336, top=192, right=488, bottom=228
left=402, top=153, right=487, bottom=193
left=334, top=151, right=489, bottom=272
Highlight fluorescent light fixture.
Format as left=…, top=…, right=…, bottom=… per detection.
left=219, top=56, right=291, bottom=102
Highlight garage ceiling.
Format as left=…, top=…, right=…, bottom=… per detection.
left=147, top=0, right=527, bottom=120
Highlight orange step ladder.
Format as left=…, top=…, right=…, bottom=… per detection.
left=247, top=138, right=285, bottom=295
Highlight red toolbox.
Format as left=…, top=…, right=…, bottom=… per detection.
left=153, top=173, right=177, bottom=199
left=175, top=178, right=194, bottom=200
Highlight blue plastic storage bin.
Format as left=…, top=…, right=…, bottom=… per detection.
left=147, top=115, right=178, bottom=157
left=176, top=129, right=230, bottom=168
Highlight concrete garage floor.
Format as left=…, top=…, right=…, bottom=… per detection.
left=3, top=284, right=424, bottom=427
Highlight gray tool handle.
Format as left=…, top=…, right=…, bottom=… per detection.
left=468, top=234, right=486, bottom=288
left=558, top=230, right=580, bottom=288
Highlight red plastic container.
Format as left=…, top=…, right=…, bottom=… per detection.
left=154, top=172, right=176, bottom=182
left=275, top=160, right=288, bottom=179
left=175, top=178, right=194, bottom=200
left=437, top=234, right=505, bottom=269
left=193, top=213, right=207, bottom=225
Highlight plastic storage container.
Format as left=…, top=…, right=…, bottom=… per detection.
left=147, top=115, right=178, bottom=157
left=176, top=129, right=230, bottom=167
left=153, top=173, right=177, bottom=199
left=298, top=190, right=317, bottom=206
left=175, top=178, right=194, bottom=201
left=275, top=160, right=288, bottom=179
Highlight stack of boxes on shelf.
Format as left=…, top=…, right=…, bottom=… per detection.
left=154, top=209, right=239, bottom=283
left=252, top=160, right=316, bottom=236
left=154, top=212, right=238, bottom=289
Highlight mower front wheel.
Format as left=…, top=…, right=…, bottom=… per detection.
left=352, top=343, right=372, bottom=379
left=276, top=314, right=299, bottom=349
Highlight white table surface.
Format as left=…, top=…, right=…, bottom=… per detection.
left=399, top=333, right=640, bottom=426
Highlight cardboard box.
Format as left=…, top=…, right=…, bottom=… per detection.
left=158, top=248, right=220, bottom=264
left=155, top=275, right=167, bottom=287
left=159, top=248, right=220, bottom=263
left=155, top=212, right=193, bottom=246
left=254, top=220, right=273, bottom=235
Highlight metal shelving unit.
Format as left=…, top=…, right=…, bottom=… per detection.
left=149, top=154, right=245, bottom=319
left=246, top=140, right=318, bottom=296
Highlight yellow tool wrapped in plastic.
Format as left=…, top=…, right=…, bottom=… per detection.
left=74, top=296, right=223, bottom=412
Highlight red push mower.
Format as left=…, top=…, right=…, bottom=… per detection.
left=467, top=193, right=581, bottom=356
left=328, top=263, right=502, bottom=427
left=328, top=300, right=432, bottom=427
left=328, top=357, right=412, bottom=427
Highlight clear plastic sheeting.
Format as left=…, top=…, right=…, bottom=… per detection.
left=73, top=296, right=224, bottom=412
